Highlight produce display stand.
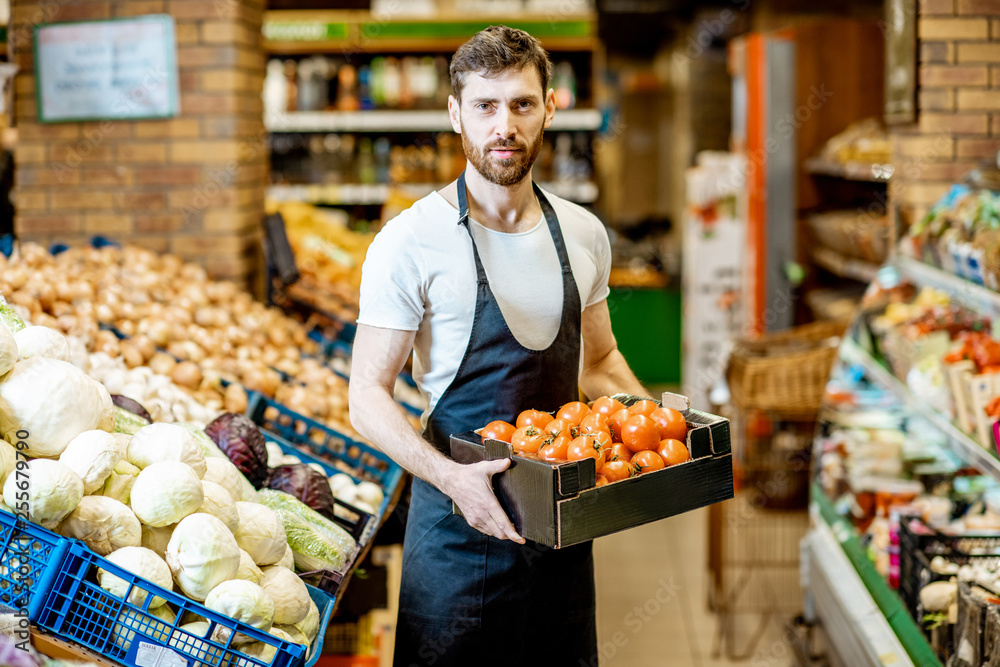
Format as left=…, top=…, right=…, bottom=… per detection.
left=30, top=627, right=120, bottom=666
left=804, top=249, right=1000, bottom=665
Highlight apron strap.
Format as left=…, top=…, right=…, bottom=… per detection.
left=456, top=171, right=490, bottom=286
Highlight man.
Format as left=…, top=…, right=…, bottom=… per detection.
left=348, top=25, right=647, bottom=666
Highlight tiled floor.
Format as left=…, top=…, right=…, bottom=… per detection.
left=593, top=504, right=803, bottom=667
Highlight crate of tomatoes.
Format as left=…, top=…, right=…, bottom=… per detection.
left=449, top=392, right=733, bottom=548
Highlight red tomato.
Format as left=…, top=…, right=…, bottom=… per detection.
left=607, top=443, right=631, bottom=464
left=649, top=408, right=687, bottom=442
left=591, top=396, right=626, bottom=417
left=511, top=425, right=546, bottom=454
left=657, top=438, right=691, bottom=466
left=567, top=434, right=605, bottom=469
left=539, top=434, right=571, bottom=461
left=622, top=415, right=660, bottom=453
left=631, top=450, right=665, bottom=473
left=590, top=429, right=612, bottom=452
left=600, top=457, right=633, bottom=483
left=579, top=412, right=610, bottom=435
left=556, top=401, right=591, bottom=426
left=516, top=410, right=554, bottom=429
left=595, top=474, right=609, bottom=487
left=542, top=418, right=574, bottom=440
left=482, top=420, right=515, bottom=443
left=627, top=400, right=658, bottom=418
left=609, top=408, right=630, bottom=442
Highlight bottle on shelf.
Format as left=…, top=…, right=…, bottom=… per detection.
left=358, top=137, right=376, bottom=185
left=553, top=62, right=577, bottom=111
left=336, top=65, right=360, bottom=112
left=358, top=64, right=374, bottom=111
left=374, top=137, right=392, bottom=184
left=263, top=59, right=287, bottom=116
left=283, top=60, right=298, bottom=112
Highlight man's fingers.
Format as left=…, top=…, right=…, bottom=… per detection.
left=489, top=507, right=524, bottom=544
left=480, top=457, right=511, bottom=476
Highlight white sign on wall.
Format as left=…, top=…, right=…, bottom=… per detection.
left=34, top=15, right=179, bottom=123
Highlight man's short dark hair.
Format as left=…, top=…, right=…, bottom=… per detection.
left=450, top=25, right=553, bottom=102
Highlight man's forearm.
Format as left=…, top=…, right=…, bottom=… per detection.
left=349, top=385, right=458, bottom=493
left=580, top=348, right=648, bottom=400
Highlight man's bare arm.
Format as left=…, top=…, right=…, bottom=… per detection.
left=578, top=300, right=648, bottom=400
left=348, top=323, right=524, bottom=543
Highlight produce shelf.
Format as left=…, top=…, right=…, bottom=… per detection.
left=803, top=157, right=893, bottom=183
left=266, top=180, right=600, bottom=205
left=839, top=336, right=1000, bottom=480
left=812, top=246, right=880, bottom=283
left=265, top=108, right=603, bottom=133
left=894, top=255, right=1000, bottom=322
left=807, top=485, right=937, bottom=666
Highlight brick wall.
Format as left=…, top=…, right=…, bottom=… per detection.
left=10, top=0, right=267, bottom=287
left=890, top=0, right=1000, bottom=228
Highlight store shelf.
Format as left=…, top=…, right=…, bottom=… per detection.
left=804, top=518, right=918, bottom=666
left=894, top=255, right=1000, bottom=322
left=265, top=108, right=603, bottom=133
left=840, top=337, right=1000, bottom=479
left=812, top=246, right=880, bottom=283
left=804, top=157, right=894, bottom=183
left=267, top=180, right=599, bottom=205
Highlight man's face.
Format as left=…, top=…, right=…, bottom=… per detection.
left=448, top=67, right=554, bottom=187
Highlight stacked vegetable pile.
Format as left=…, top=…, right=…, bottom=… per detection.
left=0, top=312, right=359, bottom=660
left=0, top=242, right=388, bottom=436
left=480, top=396, right=691, bottom=484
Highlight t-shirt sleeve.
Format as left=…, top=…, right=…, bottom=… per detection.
left=586, top=218, right=612, bottom=307
left=357, top=220, right=425, bottom=331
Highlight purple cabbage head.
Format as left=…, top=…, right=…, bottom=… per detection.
left=204, top=413, right=268, bottom=488
left=267, top=464, right=337, bottom=520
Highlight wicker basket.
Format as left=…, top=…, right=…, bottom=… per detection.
left=726, top=319, right=849, bottom=415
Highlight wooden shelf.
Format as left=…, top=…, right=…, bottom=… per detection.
left=804, top=157, right=893, bottom=183
left=812, top=246, right=880, bottom=283
left=265, top=108, right=603, bottom=133
left=266, top=180, right=599, bottom=205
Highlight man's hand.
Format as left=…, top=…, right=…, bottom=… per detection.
left=445, top=459, right=525, bottom=544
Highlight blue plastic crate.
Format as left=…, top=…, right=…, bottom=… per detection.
left=246, top=393, right=404, bottom=504
left=0, top=509, right=70, bottom=618
left=35, top=541, right=334, bottom=667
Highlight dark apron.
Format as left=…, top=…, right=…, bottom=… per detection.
left=393, top=172, right=597, bottom=667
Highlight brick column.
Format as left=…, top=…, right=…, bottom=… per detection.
left=890, top=0, right=1000, bottom=228
left=10, top=0, right=267, bottom=287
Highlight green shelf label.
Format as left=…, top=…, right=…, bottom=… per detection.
left=264, top=21, right=350, bottom=42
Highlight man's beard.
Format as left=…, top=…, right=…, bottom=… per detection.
left=461, top=123, right=544, bottom=187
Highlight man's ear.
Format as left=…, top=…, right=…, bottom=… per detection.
left=448, top=95, right=462, bottom=134
left=543, top=88, right=556, bottom=129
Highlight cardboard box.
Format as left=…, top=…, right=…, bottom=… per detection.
left=448, top=393, right=734, bottom=548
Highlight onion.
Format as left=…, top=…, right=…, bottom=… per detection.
left=171, top=361, right=203, bottom=390
left=224, top=384, right=248, bottom=413
left=148, top=352, right=177, bottom=376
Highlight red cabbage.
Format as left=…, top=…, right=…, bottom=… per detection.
left=267, top=464, right=337, bottom=520
left=111, top=394, right=152, bottom=423
left=204, top=413, right=268, bottom=488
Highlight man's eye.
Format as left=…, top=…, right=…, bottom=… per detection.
left=476, top=103, right=491, bottom=111
left=518, top=100, right=532, bottom=109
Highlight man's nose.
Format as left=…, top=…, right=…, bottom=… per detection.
left=494, top=106, right=516, bottom=139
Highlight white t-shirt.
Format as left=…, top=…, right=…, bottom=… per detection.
left=357, top=189, right=612, bottom=422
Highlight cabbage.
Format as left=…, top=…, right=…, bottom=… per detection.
left=113, top=607, right=172, bottom=648
left=242, top=627, right=297, bottom=664
left=128, top=423, right=207, bottom=478
left=275, top=624, right=309, bottom=646
left=111, top=395, right=153, bottom=423
left=0, top=357, right=108, bottom=457
left=58, top=496, right=140, bottom=555
left=0, top=299, right=24, bottom=334
left=277, top=544, right=294, bottom=571
left=233, top=501, right=287, bottom=566
left=203, top=456, right=249, bottom=503
left=141, top=523, right=175, bottom=558
left=198, top=481, right=239, bottom=534
left=99, top=459, right=141, bottom=505
left=236, top=548, right=264, bottom=584
left=0, top=324, right=16, bottom=377
left=98, top=546, right=172, bottom=608
left=3, top=459, right=83, bottom=529
left=14, top=325, right=69, bottom=362
left=166, top=513, right=240, bottom=601
left=59, top=429, right=121, bottom=494
left=178, top=422, right=227, bottom=459
left=113, top=406, right=150, bottom=436
left=170, top=623, right=215, bottom=667
left=266, top=464, right=338, bottom=520
left=204, top=413, right=268, bottom=488
left=204, top=579, right=274, bottom=633
left=259, top=566, right=309, bottom=624
left=256, top=489, right=356, bottom=562
left=0, top=441, right=15, bottom=488
left=294, top=597, right=320, bottom=643
left=355, top=481, right=385, bottom=509
left=131, top=461, right=204, bottom=527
